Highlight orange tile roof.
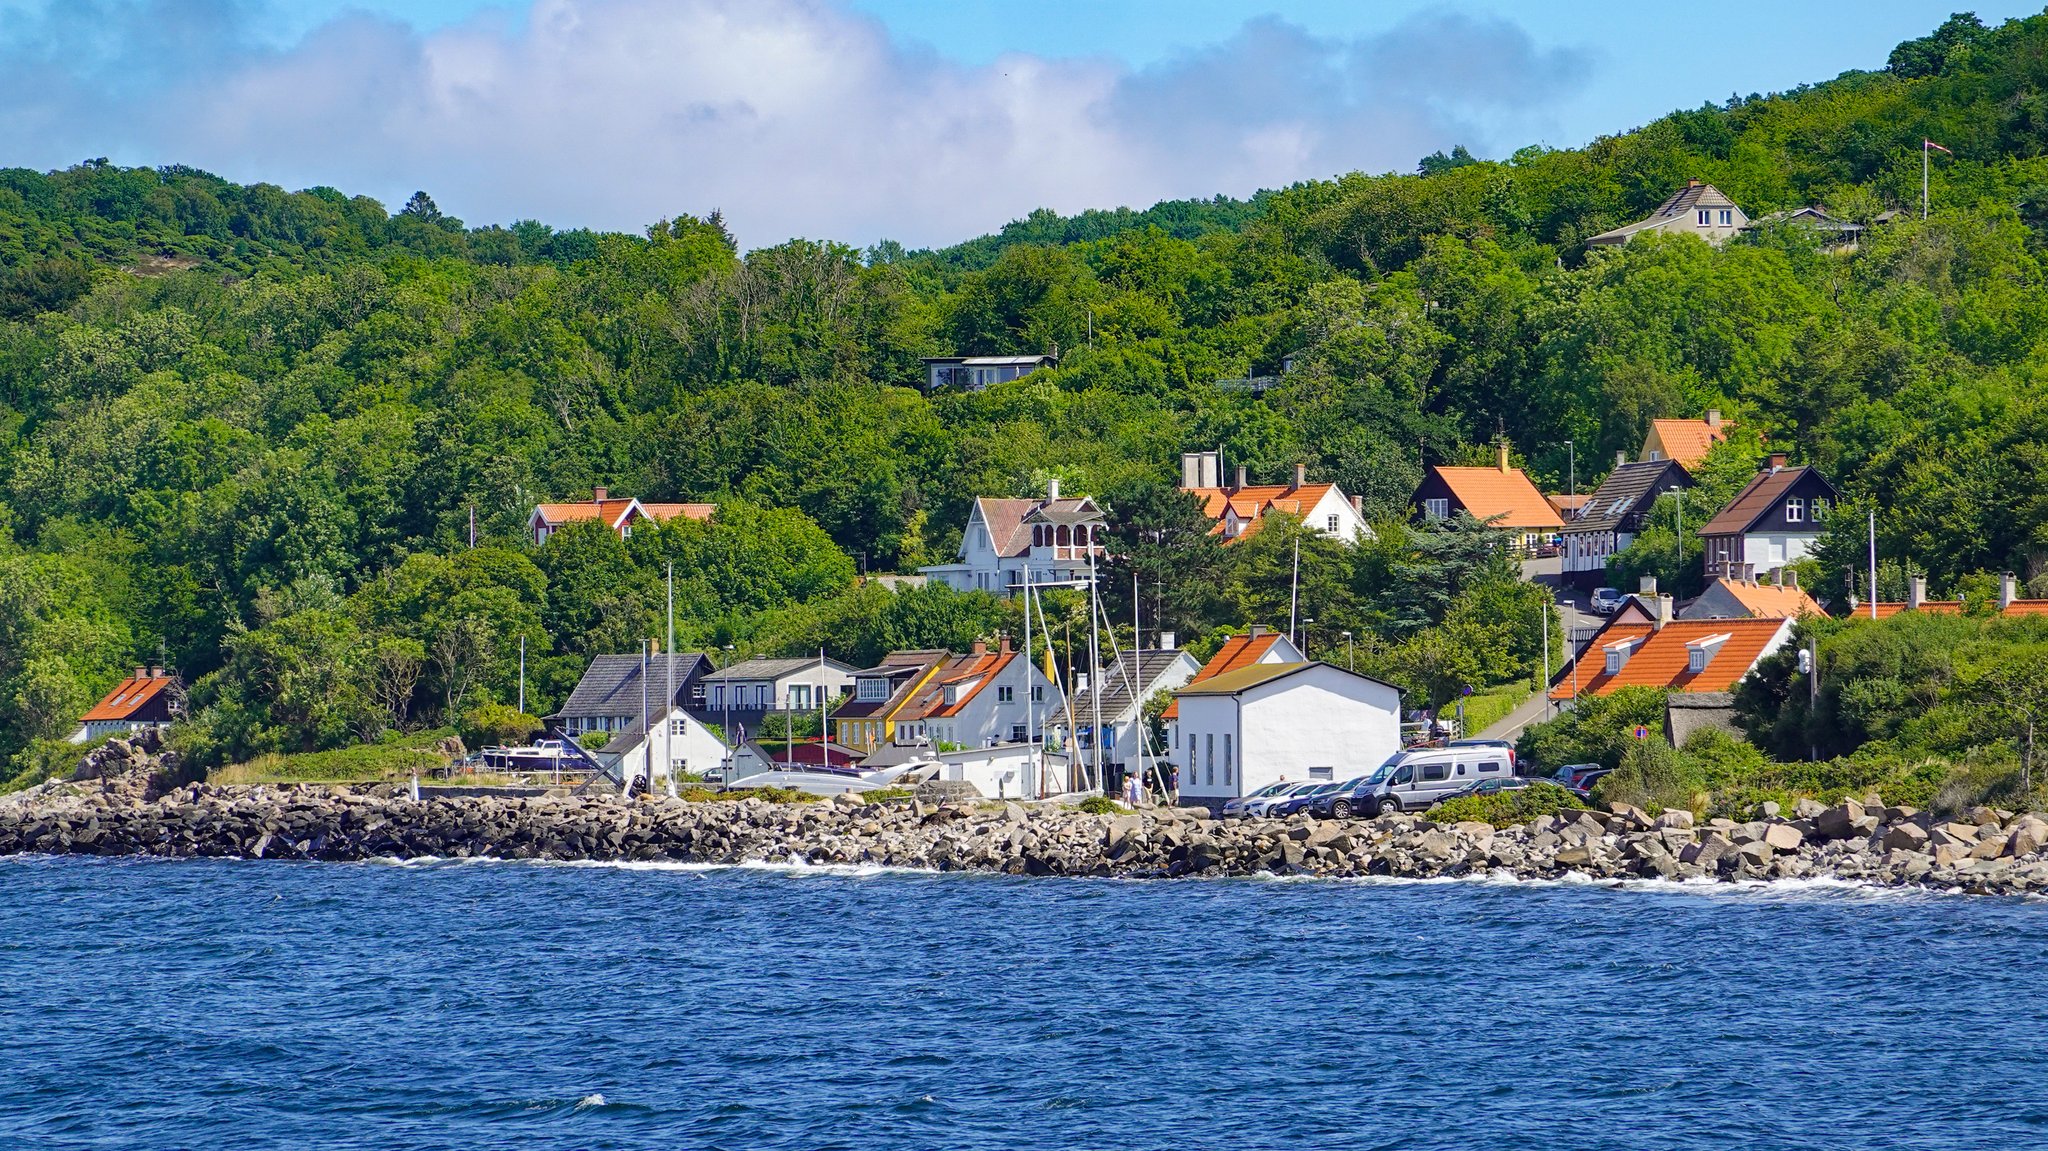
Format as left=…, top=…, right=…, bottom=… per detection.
left=81, top=673, right=177, bottom=722
left=1549, top=618, right=1790, bottom=700
left=1162, top=632, right=1286, bottom=719
left=1867, top=601, right=1966, bottom=619
left=2003, top=600, right=2048, bottom=615
left=534, top=499, right=715, bottom=528
left=1644, top=418, right=1730, bottom=467
left=1716, top=579, right=1823, bottom=619
left=1184, top=483, right=1341, bottom=543
left=923, top=650, right=1018, bottom=718
left=637, top=503, right=717, bottom=523
left=1428, top=466, right=1565, bottom=531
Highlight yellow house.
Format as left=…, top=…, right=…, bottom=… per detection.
left=832, top=650, right=952, bottom=752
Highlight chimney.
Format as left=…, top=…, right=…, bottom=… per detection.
left=2002, top=572, right=2019, bottom=609
left=1204, top=451, right=1220, bottom=489
left=1248, top=625, right=1269, bottom=638
left=1350, top=494, right=1363, bottom=515
left=1159, top=630, right=1177, bottom=651
left=1047, top=477, right=1061, bottom=501
left=134, top=666, right=147, bottom=680
left=1075, top=672, right=1090, bottom=695
left=1787, top=568, right=1799, bottom=590
left=593, top=486, right=608, bottom=502
left=148, top=666, right=163, bottom=679
left=1766, top=453, right=1787, bottom=472
left=1908, top=574, right=1926, bottom=609
left=1687, top=178, right=1702, bottom=188
left=1180, top=452, right=1201, bottom=489
left=1234, top=464, right=1248, bottom=491
left=1615, top=450, right=1627, bottom=468
left=999, top=635, right=1012, bottom=653
left=1652, top=594, right=1674, bottom=630
left=1639, top=575, right=1658, bottom=597
left=1293, top=462, right=1307, bottom=489
left=1706, top=408, right=1722, bottom=428
left=1497, top=441, right=1511, bottom=474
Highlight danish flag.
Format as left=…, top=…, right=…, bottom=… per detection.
left=1924, top=139, right=1953, bottom=155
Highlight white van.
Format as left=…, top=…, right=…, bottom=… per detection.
left=1357, top=747, right=1515, bottom=814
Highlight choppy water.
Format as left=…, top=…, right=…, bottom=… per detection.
left=1, top=856, right=2045, bottom=1149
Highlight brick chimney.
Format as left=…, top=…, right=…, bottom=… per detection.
left=1248, top=625, right=1269, bottom=638
left=1497, top=441, right=1511, bottom=474
left=971, top=639, right=988, bottom=656
left=1293, top=462, right=1307, bottom=489
left=1766, top=453, right=1787, bottom=472
left=134, top=666, right=147, bottom=680
left=1350, top=494, right=1363, bottom=515
left=593, top=486, right=608, bottom=502
left=148, top=666, right=163, bottom=678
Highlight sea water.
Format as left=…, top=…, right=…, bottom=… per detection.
left=2, top=855, right=2044, bottom=1150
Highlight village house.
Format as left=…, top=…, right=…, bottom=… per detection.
left=1680, top=573, right=1823, bottom=620
left=832, top=650, right=952, bottom=752
left=918, top=742, right=1074, bottom=801
left=1177, top=452, right=1370, bottom=544
left=1549, top=588, right=1795, bottom=741
left=1052, top=647, right=1202, bottom=792
left=1173, top=662, right=1403, bottom=809
left=528, top=487, right=716, bottom=545
left=1641, top=410, right=1731, bottom=468
left=919, top=479, right=1106, bottom=596
left=598, top=704, right=731, bottom=792
left=906, top=641, right=1063, bottom=751
left=1586, top=180, right=1749, bottom=248
left=1698, top=455, right=1840, bottom=580
left=72, top=667, right=181, bottom=744
left=1561, top=457, right=1694, bottom=587
left=1161, top=627, right=1304, bottom=753
left=920, top=354, right=1057, bottom=392
left=551, top=652, right=713, bottom=740
left=698, top=656, right=857, bottom=738
left=1413, top=443, right=1566, bottom=554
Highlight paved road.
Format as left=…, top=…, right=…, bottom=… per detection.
left=1478, top=556, right=1607, bottom=742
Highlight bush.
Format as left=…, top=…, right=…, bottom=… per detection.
left=577, top=731, right=611, bottom=751
left=209, top=729, right=459, bottom=784
left=0, top=737, right=98, bottom=794
left=1518, top=687, right=1668, bottom=773
left=861, top=786, right=915, bottom=803
left=1075, top=795, right=1123, bottom=815
left=1428, top=781, right=1584, bottom=827
left=459, top=702, right=540, bottom=749
left=1591, top=736, right=1699, bottom=813
left=677, top=785, right=820, bottom=804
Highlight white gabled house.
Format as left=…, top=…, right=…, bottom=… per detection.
left=920, top=480, right=1106, bottom=596
left=1050, top=648, right=1201, bottom=791
left=1177, top=453, right=1372, bottom=544
left=1172, top=662, right=1402, bottom=808
left=600, top=705, right=731, bottom=792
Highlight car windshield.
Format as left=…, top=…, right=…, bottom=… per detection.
left=1362, top=756, right=1405, bottom=784
left=1248, top=782, right=1291, bottom=799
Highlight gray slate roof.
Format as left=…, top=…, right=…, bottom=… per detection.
left=703, top=656, right=849, bottom=682
left=1568, top=459, right=1690, bottom=536
left=555, top=653, right=710, bottom=719
left=1069, top=651, right=1190, bottom=722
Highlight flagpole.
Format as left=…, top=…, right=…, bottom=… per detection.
left=1923, top=140, right=1929, bottom=220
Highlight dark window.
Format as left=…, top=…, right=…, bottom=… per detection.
left=1421, top=762, right=1448, bottom=782
left=1479, top=761, right=1503, bottom=774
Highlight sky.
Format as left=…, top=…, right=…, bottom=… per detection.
left=0, top=1, right=2035, bottom=248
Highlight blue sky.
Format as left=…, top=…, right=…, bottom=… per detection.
left=2, top=1, right=2033, bottom=247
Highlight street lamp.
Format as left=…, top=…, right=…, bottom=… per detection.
left=1565, top=440, right=1575, bottom=505
left=1668, top=485, right=1685, bottom=581
left=1341, top=630, right=1354, bottom=672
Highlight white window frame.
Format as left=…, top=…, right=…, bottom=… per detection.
left=1785, top=497, right=1805, bottom=524
left=1424, top=498, right=1450, bottom=520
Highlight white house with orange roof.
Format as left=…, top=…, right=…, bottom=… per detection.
left=1680, top=573, right=1823, bottom=621
left=1163, top=627, right=1303, bottom=772
left=1177, top=453, right=1370, bottom=545
left=72, top=666, right=182, bottom=743
left=920, top=479, right=1106, bottom=596
left=528, top=487, right=716, bottom=545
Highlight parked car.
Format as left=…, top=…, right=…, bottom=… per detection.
left=1548, top=763, right=1606, bottom=788
left=1435, top=776, right=1533, bottom=805
left=1589, top=587, right=1625, bottom=614
left=1268, top=780, right=1346, bottom=818
left=1446, top=738, right=1519, bottom=773
left=1351, top=745, right=1518, bottom=815
left=1564, top=769, right=1614, bottom=800
left=1307, top=776, right=1374, bottom=819
left=1235, top=781, right=1321, bottom=819
left=1222, top=781, right=1296, bottom=819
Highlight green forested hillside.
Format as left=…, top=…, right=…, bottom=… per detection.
left=7, top=11, right=2048, bottom=773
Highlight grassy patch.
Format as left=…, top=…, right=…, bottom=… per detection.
left=212, top=730, right=457, bottom=785
left=1458, top=683, right=1532, bottom=737
left=1072, top=795, right=1123, bottom=815
left=1428, top=781, right=1585, bottom=827
left=676, top=785, right=822, bottom=804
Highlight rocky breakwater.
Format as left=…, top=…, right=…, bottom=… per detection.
left=5, top=747, right=2048, bottom=894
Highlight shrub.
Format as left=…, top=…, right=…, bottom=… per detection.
left=577, top=731, right=611, bottom=751
left=1428, top=781, right=1584, bottom=827
left=1592, top=736, right=1699, bottom=813
left=861, top=786, right=915, bottom=803
left=676, top=785, right=820, bottom=804
left=1075, top=795, right=1122, bottom=815
left=459, top=702, right=540, bottom=749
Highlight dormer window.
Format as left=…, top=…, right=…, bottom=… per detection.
left=1603, top=637, right=1641, bottom=675
left=943, top=683, right=962, bottom=706
left=1785, top=497, right=1805, bottom=523
left=1687, top=633, right=1732, bottom=674
left=856, top=678, right=889, bottom=701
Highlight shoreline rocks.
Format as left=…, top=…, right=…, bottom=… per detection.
left=6, top=767, right=2048, bottom=896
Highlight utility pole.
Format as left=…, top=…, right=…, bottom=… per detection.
left=665, top=563, right=675, bottom=795
left=1288, top=534, right=1301, bottom=646
left=517, top=636, right=526, bottom=716
left=1342, top=630, right=1354, bottom=672
left=1868, top=509, right=1879, bottom=620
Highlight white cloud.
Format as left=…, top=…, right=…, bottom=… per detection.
left=0, top=0, right=1592, bottom=248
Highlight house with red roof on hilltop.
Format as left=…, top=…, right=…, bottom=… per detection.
left=1414, top=442, right=1566, bottom=554
left=528, top=487, right=716, bottom=545
left=73, top=667, right=182, bottom=744
left=1176, top=453, right=1370, bottom=545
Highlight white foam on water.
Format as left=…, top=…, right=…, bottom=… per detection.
left=575, top=1093, right=605, bottom=1109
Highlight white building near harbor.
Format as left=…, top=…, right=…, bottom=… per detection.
left=1172, top=662, right=1402, bottom=807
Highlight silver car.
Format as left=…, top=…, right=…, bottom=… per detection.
left=1221, top=781, right=1295, bottom=819
left=1234, top=781, right=1321, bottom=819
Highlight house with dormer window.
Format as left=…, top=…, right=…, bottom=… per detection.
left=1698, top=455, right=1839, bottom=580
left=920, top=480, right=1106, bottom=596
left=528, top=487, right=716, bottom=544
left=1562, top=457, right=1694, bottom=586
left=1586, top=181, right=1749, bottom=248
